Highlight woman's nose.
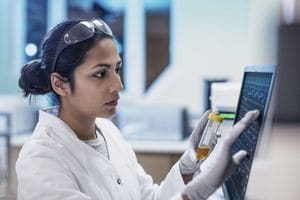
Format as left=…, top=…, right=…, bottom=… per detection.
left=109, top=74, right=123, bottom=93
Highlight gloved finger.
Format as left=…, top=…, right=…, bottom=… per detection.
left=228, top=110, right=260, bottom=144
left=233, top=110, right=260, bottom=133
left=222, top=150, right=248, bottom=181
left=232, top=150, right=247, bottom=165
left=189, top=110, right=211, bottom=148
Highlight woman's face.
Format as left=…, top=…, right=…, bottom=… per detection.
left=65, top=38, right=123, bottom=118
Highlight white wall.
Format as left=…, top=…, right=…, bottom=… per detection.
left=141, top=0, right=279, bottom=113
left=124, top=0, right=146, bottom=99
left=0, top=0, right=25, bottom=93
left=248, top=0, right=280, bottom=65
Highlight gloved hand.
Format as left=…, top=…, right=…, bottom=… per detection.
left=179, top=110, right=211, bottom=175
left=182, top=110, right=260, bottom=200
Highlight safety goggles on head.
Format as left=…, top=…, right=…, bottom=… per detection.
left=52, top=19, right=113, bottom=72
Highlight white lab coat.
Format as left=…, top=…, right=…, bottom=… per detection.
left=16, top=107, right=185, bottom=200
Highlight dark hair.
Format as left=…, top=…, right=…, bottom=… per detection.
left=19, top=19, right=113, bottom=102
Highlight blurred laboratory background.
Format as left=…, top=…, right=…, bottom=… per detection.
left=0, top=0, right=300, bottom=199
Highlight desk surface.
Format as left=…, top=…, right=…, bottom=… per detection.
left=10, top=133, right=189, bottom=154
left=127, top=139, right=188, bottom=153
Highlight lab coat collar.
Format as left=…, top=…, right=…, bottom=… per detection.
left=36, top=106, right=112, bottom=172
left=38, top=106, right=78, bottom=138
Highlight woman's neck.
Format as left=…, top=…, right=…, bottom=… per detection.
left=58, top=106, right=97, bottom=141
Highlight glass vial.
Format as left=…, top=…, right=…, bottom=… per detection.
left=196, top=112, right=223, bottom=161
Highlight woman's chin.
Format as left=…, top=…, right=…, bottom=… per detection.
left=97, top=109, right=116, bottom=118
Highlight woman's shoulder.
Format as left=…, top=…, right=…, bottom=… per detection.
left=17, top=123, right=65, bottom=162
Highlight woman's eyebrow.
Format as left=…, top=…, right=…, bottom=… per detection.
left=89, top=60, right=122, bottom=70
left=89, top=64, right=110, bottom=70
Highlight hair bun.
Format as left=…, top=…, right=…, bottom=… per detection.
left=19, top=59, right=51, bottom=97
left=25, top=59, right=42, bottom=68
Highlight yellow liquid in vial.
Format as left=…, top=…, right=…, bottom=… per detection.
left=196, top=146, right=210, bottom=161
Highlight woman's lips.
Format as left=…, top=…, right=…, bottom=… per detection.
left=105, top=100, right=118, bottom=106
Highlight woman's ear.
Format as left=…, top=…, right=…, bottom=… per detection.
left=50, top=73, right=70, bottom=96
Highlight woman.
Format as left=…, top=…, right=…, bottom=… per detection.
left=16, top=19, right=259, bottom=200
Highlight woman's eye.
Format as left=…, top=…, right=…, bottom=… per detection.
left=94, top=71, right=106, bottom=78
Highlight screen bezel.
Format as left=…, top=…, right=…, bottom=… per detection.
left=222, top=65, right=276, bottom=200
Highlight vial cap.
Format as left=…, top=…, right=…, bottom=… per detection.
left=208, top=112, right=224, bottom=123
